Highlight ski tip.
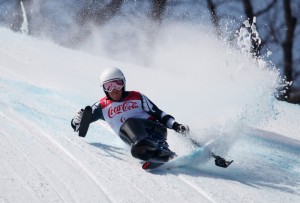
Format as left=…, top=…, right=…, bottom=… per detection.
left=142, top=162, right=164, bottom=171
left=142, top=162, right=151, bottom=170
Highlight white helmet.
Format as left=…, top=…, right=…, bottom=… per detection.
left=100, top=67, right=126, bottom=85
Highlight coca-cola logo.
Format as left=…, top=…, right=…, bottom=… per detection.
left=108, top=102, right=138, bottom=118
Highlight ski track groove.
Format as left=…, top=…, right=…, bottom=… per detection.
left=0, top=133, right=41, bottom=202
left=62, top=117, right=218, bottom=202
left=61, top=135, right=156, bottom=202
left=12, top=105, right=217, bottom=202
left=3, top=98, right=226, bottom=202
left=0, top=129, right=69, bottom=203
left=0, top=110, right=114, bottom=203
left=2, top=105, right=157, bottom=203
left=176, top=175, right=216, bottom=203
left=0, top=112, right=85, bottom=202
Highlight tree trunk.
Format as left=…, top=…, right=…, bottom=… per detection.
left=207, top=0, right=220, bottom=37
left=95, top=0, right=124, bottom=25
left=243, top=0, right=254, bottom=24
left=77, top=0, right=124, bottom=26
left=282, top=0, right=297, bottom=100
left=242, top=0, right=260, bottom=57
left=151, top=0, right=168, bottom=23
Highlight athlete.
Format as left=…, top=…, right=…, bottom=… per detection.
left=71, top=67, right=189, bottom=162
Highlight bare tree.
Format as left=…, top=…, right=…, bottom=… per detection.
left=207, top=0, right=221, bottom=37
left=242, top=0, right=259, bottom=57
left=242, top=0, right=254, bottom=24
left=241, top=0, right=277, bottom=57
left=77, top=0, right=124, bottom=26
left=67, top=0, right=125, bottom=47
left=151, top=0, right=168, bottom=23
left=282, top=0, right=297, bottom=101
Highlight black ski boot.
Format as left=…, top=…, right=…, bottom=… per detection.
left=148, top=139, right=176, bottom=163
left=131, top=138, right=175, bottom=163
left=131, top=139, right=157, bottom=161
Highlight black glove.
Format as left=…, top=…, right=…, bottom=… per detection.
left=172, top=122, right=190, bottom=135
left=71, top=109, right=84, bottom=132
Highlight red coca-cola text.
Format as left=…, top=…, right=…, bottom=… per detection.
left=108, top=102, right=138, bottom=118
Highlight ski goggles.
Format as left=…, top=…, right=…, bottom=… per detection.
left=103, top=79, right=124, bottom=92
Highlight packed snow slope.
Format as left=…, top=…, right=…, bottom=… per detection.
left=0, top=26, right=300, bottom=203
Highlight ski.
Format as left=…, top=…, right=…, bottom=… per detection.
left=78, top=106, right=93, bottom=137
left=142, top=152, right=233, bottom=171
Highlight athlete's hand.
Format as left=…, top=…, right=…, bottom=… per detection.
left=172, top=122, right=190, bottom=135
left=71, top=109, right=84, bottom=132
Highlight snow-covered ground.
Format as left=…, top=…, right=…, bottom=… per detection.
left=0, top=26, right=299, bottom=202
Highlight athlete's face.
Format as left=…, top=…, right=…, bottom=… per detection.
left=108, top=88, right=123, bottom=101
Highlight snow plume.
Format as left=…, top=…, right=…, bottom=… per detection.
left=75, top=16, right=158, bottom=66
left=81, top=17, right=289, bottom=170
left=147, top=21, right=283, bottom=164
left=3, top=0, right=283, bottom=164
left=79, top=18, right=283, bottom=162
